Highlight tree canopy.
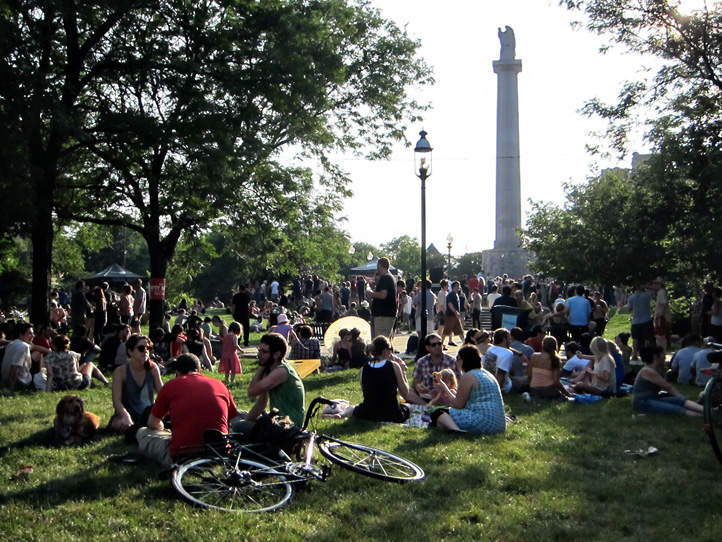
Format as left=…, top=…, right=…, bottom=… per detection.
left=1, top=0, right=432, bottom=325
left=520, top=1, right=722, bottom=285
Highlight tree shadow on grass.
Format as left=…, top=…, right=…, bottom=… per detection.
left=0, top=426, right=127, bottom=459
left=0, top=454, right=160, bottom=507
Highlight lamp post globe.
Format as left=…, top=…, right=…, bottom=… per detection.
left=446, top=233, right=453, bottom=276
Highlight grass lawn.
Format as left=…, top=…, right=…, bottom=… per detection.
left=2, top=349, right=721, bottom=542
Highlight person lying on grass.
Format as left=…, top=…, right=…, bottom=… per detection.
left=632, top=345, right=703, bottom=417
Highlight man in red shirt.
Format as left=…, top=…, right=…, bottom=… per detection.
left=136, top=354, right=239, bottom=468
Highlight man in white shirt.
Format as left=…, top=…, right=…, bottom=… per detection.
left=483, top=328, right=524, bottom=394
left=486, top=284, right=502, bottom=309
left=2, top=322, right=49, bottom=392
left=435, top=280, right=449, bottom=338
left=133, top=278, right=146, bottom=322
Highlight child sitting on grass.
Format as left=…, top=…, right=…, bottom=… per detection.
left=428, top=369, right=457, bottom=406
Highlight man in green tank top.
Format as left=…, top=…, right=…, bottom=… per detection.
left=245, top=333, right=305, bottom=426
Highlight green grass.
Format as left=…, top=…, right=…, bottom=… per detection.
left=2, top=359, right=721, bottom=541
left=603, top=307, right=630, bottom=340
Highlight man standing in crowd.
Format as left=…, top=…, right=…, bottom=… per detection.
left=486, top=284, right=502, bottom=308
left=491, top=285, right=516, bottom=308
left=435, top=279, right=449, bottom=338
left=136, top=354, right=239, bottom=468
left=413, top=279, right=436, bottom=336
left=628, top=283, right=655, bottom=360
left=231, top=284, right=251, bottom=347
left=442, top=281, right=464, bottom=348
left=565, top=285, right=591, bottom=342
left=340, top=281, right=351, bottom=310
left=652, top=277, right=671, bottom=356
left=71, top=280, right=92, bottom=329
left=133, top=279, right=147, bottom=324
left=366, top=257, right=398, bottom=339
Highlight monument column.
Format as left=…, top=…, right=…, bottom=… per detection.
left=482, top=26, right=530, bottom=278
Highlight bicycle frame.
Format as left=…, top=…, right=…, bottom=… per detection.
left=171, top=396, right=424, bottom=512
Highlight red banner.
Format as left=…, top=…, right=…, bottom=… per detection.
left=149, top=278, right=166, bottom=301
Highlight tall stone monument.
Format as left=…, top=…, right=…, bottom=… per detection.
left=482, top=26, right=530, bottom=279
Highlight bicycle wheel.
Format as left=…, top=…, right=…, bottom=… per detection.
left=318, top=439, right=424, bottom=483
left=172, top=457, right=294, bottom=513
left=703, top=376, right=722, bottom=465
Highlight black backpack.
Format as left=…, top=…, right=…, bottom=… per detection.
left=405, top=333, right=419, bottom=354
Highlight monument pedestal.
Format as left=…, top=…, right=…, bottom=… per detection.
left=482, top=248, right=530, bottom=279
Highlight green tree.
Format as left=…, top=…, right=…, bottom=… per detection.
left=454, top=252, right=484, bottom=279
left=2, top=0, right=432, bottom=326
left=521, top=168, right=671, bottom=286
left=380, top=235, right=421, bottom=278
left=549, top=1, right=722, bottom=281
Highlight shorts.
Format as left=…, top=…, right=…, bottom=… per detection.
left=436, top=312, right=446, bottom=325
left=442, top=315, right=463, bottom=336
left=631, top=321, right=655, bottom=343
left=654, top=316, right=668, bottom=336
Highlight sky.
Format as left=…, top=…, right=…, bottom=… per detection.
left=327, top=0, right=702, bottom=258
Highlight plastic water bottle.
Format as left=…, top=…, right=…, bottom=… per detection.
left=522, top=392, right=531, bottom=403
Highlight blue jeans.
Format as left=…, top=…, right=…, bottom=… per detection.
left=633, top=395, right=687, bottom=415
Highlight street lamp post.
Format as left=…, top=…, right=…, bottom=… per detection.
left=415, top=130, right=432, bottom=360
left=446, top=233, right=453, bottom=277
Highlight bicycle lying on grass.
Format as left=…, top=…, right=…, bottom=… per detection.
left=171, top=397, right=425, bottom=512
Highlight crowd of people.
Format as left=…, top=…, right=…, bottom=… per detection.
left=2, top=260, right=721, bottom=469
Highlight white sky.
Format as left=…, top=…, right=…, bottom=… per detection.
left=330, top=0, right=704, bottom=257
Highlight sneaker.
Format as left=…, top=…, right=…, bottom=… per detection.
left=448, top=341, right=457, bottom=347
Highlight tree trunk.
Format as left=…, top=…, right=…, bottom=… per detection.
left=29, top=147, right=58, bottom=326
left=146, top=228, right=182, bottom=329
left=148, top=254, right=168, bottom=331
left=30, top=207, right=53, bottom=326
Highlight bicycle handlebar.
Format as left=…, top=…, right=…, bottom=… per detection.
left=302, top=396, right=338, bottom=430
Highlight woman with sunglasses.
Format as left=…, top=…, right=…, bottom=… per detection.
left=109, top=334, right=163, bottom=434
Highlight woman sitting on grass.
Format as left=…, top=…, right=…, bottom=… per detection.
left=109, top=334, right=163, bottom=434
left=431, top=346, right=506, bottom=434
left=326, top=328, right=352, bottom=371
left=633, top=345, right=703, bottom=417
left=527, top=336, right=571, bottom=400
left=572, top=336, right=616, bottom=395
left=352, top=335, right=411, bottom=423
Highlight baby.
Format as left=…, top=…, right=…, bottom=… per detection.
left=428, top=369, right=458, bottom=406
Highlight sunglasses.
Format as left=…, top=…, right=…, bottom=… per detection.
left=136, top=345, right=150, bottom=352
left=428, top=342, right=442, bottom=347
